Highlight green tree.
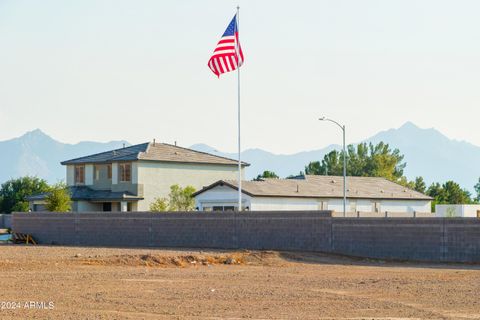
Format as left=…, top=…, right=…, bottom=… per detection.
left=426, top=182, right=445, bottom=212
left=427, top=181, right=472, bottom=212
left=399, top=176, right=426, bottom=193
left=0, top=177, right=50, bottom=213
left=45, top=182, right=72, bottom=212
left=149, top=197, right=169, bottom=212
left=443, top=181, right=471, bottom=204
left=150, top=184, right=196, bottom=212
left=254, top=170, right=279, bottom=181
left=474, top=178, right=480, bottom=203
left=397, top=176, right=415, bottom=190
left=303, top=142, right=406, bottom=182
left=413, top=177, right=427, bottom=194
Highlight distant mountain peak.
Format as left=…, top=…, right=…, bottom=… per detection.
left=398, top=121, right=420, bottom=130
left=20, top=128, right=55, bottom=144
left=23, top=128, right=47, bottom=136
left=396, top=122, right=444, bottom=136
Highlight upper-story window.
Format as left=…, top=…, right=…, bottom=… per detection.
left=119, top=163, right=131, bottom=182
left=107, top=164, right=112, bottom=179
left=74, top=165, right=85, bottom=184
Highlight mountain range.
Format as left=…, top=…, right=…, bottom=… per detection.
left=1, top=123, right=479, bottom=191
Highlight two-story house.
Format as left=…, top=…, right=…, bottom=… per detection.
left=28, top=141, right=248, bottom=212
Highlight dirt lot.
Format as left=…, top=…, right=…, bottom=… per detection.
left=0, top=245, right=479, bottom=319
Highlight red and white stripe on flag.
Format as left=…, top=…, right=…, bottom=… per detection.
left=208, top=14, right=244, bottom=77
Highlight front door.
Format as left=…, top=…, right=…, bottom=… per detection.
left=102, top=202, right=112, bottom=212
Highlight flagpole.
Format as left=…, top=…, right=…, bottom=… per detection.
left=236, top=5, right=242, bottom=212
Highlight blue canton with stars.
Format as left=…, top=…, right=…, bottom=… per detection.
left=222, top=15, right=237, bottom=37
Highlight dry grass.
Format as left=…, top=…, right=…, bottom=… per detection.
left=79, top=250, right=280, bottom=268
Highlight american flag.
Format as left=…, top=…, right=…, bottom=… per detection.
left=208, top=14, right=244, bottom=77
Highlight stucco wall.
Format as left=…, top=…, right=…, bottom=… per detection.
left=436, top=205, right=480, bottom=218
left=91, top=164, right=112, bottom=190
left=76, top=201, right=103, bottom=212
left=251, top=197, right=321, bottom=211
left=85, top=164, right=94, bottom=185
left=66, top=165, right=74, bottom=186
left=137, top=161, right=243, bottom=211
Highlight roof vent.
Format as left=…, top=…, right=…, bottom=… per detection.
left=175, top=151, right=178, bottom=155
left=330, top=180, right=336, bottom=184
left=175, top=141, right=177, bottom=146
left=123, top=143, right=125, bottom=148
left=113, top=150, right=117, bottom=156
left=296, top=184, right=299, bottom=193
left=153, top=138, right=156, bottom=146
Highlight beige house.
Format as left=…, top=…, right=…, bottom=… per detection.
left=29, top=142, right=248, bottom=212
left=194, top=175, right=433, bottom=215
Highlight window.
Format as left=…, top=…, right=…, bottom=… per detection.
left=74, top=165, right=85, bottom=184
left=119, top=163, right=131, bottom=182
left=212, top=205, right=237, bottom=211
left=107, top=164, right=112, bottom=179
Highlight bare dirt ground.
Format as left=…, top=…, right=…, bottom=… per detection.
left=0, top=245, right=479, bottom=319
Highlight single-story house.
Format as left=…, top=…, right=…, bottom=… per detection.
left=28, top=141, right=248, bottom=212
left=193, top=175, right=433, bottom=214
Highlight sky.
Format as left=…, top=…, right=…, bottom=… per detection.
left=0, top=0, right=479, bottom=154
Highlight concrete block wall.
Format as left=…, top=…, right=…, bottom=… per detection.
left=11, top=212, right=480, bottom=263
left=0, top=214, right=12, bottom=229
left=331, top=218, right=445, bottom=261
left=443, top=218, right=480, bottom=262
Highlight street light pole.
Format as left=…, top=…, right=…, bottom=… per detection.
left=319, top=117, right=347, bottom=217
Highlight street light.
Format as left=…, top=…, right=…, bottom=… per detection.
left=319, top=117, right=347, bottom=217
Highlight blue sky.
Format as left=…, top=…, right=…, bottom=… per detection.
left=0, top=0, right=479, bottom=153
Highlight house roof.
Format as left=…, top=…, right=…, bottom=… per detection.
left=27, top=186, right=143, bottom=202
left=193, top=175, right=433, bottom=201
left=61, top=142, right=249, bottom=167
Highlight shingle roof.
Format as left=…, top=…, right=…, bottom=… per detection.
left=138, top=143, right=248, bottom=166
left=194, top=175, right=433, bottom=200
left=61, top=143, right=149, bottom=165
left=61, top=142, right=248, bottom=166
left=27, top=186, right=143, bottom=202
